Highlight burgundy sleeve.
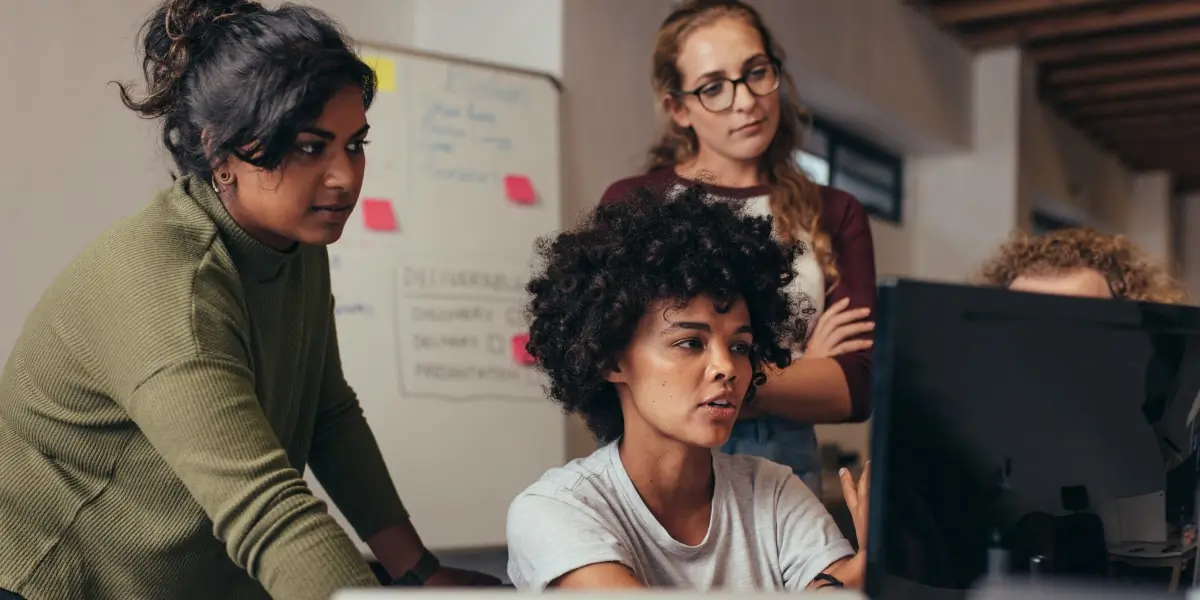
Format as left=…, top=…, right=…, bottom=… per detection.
left=598, top=177, right=642, bottom=206
left=823, top=189, right=877, bottom=422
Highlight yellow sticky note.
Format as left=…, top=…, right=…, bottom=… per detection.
left=363, top=55, right=396, bottom=93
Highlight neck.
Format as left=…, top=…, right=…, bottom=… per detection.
left=617, top=433, right=714, bottom=518
left=677, top=151, right=762, bottom=189
left=220, top=194, right=296, bottom=251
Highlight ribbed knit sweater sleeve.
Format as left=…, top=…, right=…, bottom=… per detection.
left=111, top=253, right=380, bottom=598
left=308, top=295, right=409, bottom=541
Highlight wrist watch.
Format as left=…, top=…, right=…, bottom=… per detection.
left=389, top=549, right=441, bottom=586
left=813, top=573, right=845, bottom=589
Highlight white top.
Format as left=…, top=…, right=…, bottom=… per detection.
left=741, top=194, right=826, bottom=350
left=505, top=441, right=854, bottom=590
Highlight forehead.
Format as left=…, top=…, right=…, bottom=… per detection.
left=676, top=17, right=766, bottom=83
left=1009, top=268, right=1113, bottom=299
left=312, top=85, right=367, bottom=131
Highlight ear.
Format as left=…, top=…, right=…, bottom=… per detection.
left=664, top=93, right=692, bottom=130
left=603, top=356, right=627, bottom=384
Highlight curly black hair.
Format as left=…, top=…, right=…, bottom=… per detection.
left=525, top=185, right=802, bottom=443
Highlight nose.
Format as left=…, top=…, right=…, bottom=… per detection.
left=707, top=345, right=737, bottom=383
left=731, top=80, right=757, bottom=113
left=325, top=148, right=355, bottom=191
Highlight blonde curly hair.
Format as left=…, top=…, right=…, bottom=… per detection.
left=977, top=228, right=1187, bottom=304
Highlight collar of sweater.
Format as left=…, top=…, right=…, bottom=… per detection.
left=182, top=175, right=299, bottom=283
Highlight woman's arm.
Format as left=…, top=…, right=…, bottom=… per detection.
left=774, top=465, right=858, bottom=591
left=308, top=297, right=414, bottom=574
left=308, top=298, right=499, bottom=586
left=126, top=357, right=379, bottom=599
left=756, top=190, right=877, bottom=423
left=506, top=490, right=637, bottom=590
left=552, top=563, right=645, bottom=589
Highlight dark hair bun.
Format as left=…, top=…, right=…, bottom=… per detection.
left=121, top=0, right=264, bottom=119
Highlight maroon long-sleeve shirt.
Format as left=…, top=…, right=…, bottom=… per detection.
left=599, top=168, right=876, bottom=422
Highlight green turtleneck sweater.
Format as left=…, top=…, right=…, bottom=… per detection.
left=0, top=176, right=405, bottom=599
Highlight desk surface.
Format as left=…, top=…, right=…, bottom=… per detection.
left=1109, top=540, right=1197, bottom=559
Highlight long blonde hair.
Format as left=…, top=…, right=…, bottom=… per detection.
left=646, top=0, right=837, bottom=284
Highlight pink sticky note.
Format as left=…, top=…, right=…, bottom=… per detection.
left=504, top=175, right=536, bottom=205
left=361, top=198, right=397, bottom=232
left=511, top=333, right=535, bottom=365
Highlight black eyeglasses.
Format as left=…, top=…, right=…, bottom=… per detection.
left=675, top=60, right=781, bottom=113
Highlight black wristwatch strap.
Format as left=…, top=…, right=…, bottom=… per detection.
left=389, top=549, right=441, bottom=586
left=813, top=573, right=845, bottom=589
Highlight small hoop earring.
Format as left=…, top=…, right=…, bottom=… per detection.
left=211, top=170, right=234, bottom=193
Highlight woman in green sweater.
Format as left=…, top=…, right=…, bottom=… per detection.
left=0, top=1, right=497, bottom=598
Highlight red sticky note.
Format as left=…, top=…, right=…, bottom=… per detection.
left=504, top=175, right=536, bottom=205
left=511, top=333, right=535, bottom=365
left=361, top=198, right=397, bottom=232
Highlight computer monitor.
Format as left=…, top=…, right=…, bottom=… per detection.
left=865, top=279, right=1200, bottom=600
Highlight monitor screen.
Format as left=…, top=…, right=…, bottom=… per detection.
left=866, top=279, right=1200, bottom=599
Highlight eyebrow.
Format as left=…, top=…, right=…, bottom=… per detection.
left=690, top=53, right=770, bottom=85
left=298, top=123, right=371, bottom=140
left=663, top=321, right=754, bottom=335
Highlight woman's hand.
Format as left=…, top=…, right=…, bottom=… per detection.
left=823, top=461, right=871, bottom=589
left=425, top=566, right=503, bottom=587
left=803, top=298, right=873, bottom=359
left=842, top=461, right=871, bottom=554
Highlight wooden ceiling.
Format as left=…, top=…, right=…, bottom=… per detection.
left=906, top=0, right=1200, bottom=191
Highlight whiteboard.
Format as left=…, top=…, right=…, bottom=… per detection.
left=305, top=44, right=566, bottom=550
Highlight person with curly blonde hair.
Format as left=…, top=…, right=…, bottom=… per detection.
left=977, top=228, right=1187, bottom=304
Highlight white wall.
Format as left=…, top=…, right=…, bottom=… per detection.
left=410, top=0, right=563, bottom=79
left=1127, top=172, right=1173, bottom=265
left=908, top=48, right=1025, bottom=282
left=1, top=0, right=164, bottom=367
left=752, top=0, right=972, bottom=154
left=1183, top=193, right=1200, bottom=301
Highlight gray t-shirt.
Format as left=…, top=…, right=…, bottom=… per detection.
left=506, top=441, right=854, bottom=590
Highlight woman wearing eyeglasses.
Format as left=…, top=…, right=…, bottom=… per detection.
left=599, top=0, right=878, bottom=498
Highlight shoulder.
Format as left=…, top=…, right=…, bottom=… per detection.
left=30, top=185, right=247, bottom=385
left=715, top=451, right=832, bottom=534
left=817, top=185, right=869, bottom=236
left=510, top=444, right=623, bottom=516
left=53, top=186, right=230, bottom=317
left=598, top=168, right=680, bottom=206
left=715, top=450, right=799, bottom=498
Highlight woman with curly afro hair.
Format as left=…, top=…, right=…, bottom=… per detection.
left=977, top=228, right=1186, bottom=304
left=505, top=186, right=869, bottom=592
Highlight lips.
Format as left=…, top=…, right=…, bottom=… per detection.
left=733, top=119, right=765, bottom=134
left=312, top=205, right=353, bottom=213
left=701, top=392, right=737, bottom=409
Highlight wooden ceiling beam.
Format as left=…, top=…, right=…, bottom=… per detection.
left=1064, top=92, right=1200, bottom=119
left=1085, top=112, right=1200, bottom=133
left=1116, top=140, right=1200, bottom=153
left=963, top=2, right=1200, bottom=48
left=1027, top=22, right=1200, bottom=63
left=1119, top=156, right=1200, bottom=172
left=1096, top=127, right=1200, bottom=144
left=1046, top=50, right=1200, bottom=85
left=1105, top=147, right=1200, bottom=162
left=1123, top=162, right=1200, bottom=176
left=929, top=0, right=1120, bottom=26
left=1055, top=73, right=1200, bottom=102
